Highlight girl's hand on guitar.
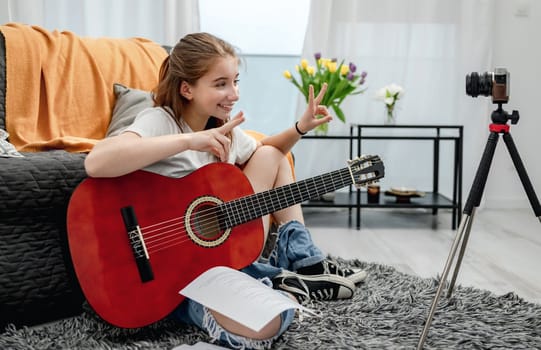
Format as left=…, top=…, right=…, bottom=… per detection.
left=295, top=84, right=333, bottom=134
left=188, top=112, right=245, bottom=161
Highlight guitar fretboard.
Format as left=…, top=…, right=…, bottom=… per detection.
left=218, top=167, right=352, bottom=229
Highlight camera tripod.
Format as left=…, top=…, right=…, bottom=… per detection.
left=417, top=104, right=541, bottom=349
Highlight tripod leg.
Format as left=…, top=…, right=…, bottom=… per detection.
left=417, top=132, right=499, bottom=349
left=444, top=132, right=500, bottom=297
left=446, top=206, right=476, bottom=298
left=417, top=214, right=471, bottom=350
left=462, top=132, right=500, bottom=214
left=502, top=133, right=541, bottom=220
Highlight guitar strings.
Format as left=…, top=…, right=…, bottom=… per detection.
left=137, top=172, right=344, bottom=253
left=142, top=165, right=382, bottom=256
left=140, top=167, right=361, bottom=256
left=138, top=164, right=379, bottom=256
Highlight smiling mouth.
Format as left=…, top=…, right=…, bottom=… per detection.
left=218, top=104, right=234, bottom=112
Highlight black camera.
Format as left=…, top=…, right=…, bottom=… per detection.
left=466, top=68, right=510, bottom=104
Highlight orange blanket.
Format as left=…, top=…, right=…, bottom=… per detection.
left=1, top=23, right=168, bottom=152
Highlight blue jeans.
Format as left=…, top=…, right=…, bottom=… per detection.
left=171, top=220, right=325, bottom=349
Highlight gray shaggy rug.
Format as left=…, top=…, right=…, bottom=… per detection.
left=1, top=258, right=540, bottom=349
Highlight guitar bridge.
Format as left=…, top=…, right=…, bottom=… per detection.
left=121, top=206, right=154, bottom=283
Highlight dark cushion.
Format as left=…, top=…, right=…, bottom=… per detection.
left=0, top=151, right=87, bottom=327
left=0, top=30, right=5, bottom=131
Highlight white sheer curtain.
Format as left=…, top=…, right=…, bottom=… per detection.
left=1, top=0, right=199, bottom=45
left=293, top=0, right=495, bottom=199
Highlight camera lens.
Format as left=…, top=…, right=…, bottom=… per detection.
left=466, top=72, right=492, bottom=97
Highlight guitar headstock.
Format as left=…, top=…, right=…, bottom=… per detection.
left=347, top=155, right=385, bottom=188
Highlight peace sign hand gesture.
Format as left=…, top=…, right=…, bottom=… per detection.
left=295, top=83, right=332, bottom=134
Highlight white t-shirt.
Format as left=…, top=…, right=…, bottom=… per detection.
left=125, top=107, right=257, bottom=178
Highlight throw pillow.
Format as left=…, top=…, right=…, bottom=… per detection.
left=107, top=83, right=154, bottom=137
left=0, top=129, right=23, bottom=157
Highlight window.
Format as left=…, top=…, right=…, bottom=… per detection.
left=199, top=0, right=309, bottom=55
left=200, top=0, right=310, bottom=134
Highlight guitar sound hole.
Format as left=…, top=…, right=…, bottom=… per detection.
left=192, top=203, right=222, bottom=241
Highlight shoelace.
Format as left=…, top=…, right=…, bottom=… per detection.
left=280, top=275, right=337, bottom=302
left=323, top=261, right=354, bottom=277
left=278, top=276, right=310, bottom=302
left=294, top=275, right=339, bottom=301
left=310, top=288, right=336, bottom=300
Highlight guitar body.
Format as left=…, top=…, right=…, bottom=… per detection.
left=67, top=163, right=264, bottom=328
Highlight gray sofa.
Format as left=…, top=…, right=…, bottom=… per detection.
left=0, top=26, right=168, bottom=328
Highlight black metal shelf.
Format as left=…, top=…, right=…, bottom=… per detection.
left=304, top=191, right=457, bottom=209
left=300, top=124, right=463, bottom=230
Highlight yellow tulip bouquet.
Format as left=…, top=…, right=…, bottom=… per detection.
left=284, top=52, right=367, bottom=134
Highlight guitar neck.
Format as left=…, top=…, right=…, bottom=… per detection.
left=219, top=167, right=352, bottom=228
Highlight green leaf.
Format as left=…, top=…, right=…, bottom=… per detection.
left=331, top=104, right=346, bottom=123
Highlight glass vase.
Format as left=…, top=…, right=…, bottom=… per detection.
left=311, top=112, right=332, bottom=135
left=313, top=123, right=329, bottom=135
left=384, top=107, right=396, bottom=125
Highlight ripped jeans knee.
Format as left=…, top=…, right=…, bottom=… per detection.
left=171, top=296, right=295, bottom=350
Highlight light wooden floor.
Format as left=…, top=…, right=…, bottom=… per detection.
left=303, top=207, right=541, bottom=304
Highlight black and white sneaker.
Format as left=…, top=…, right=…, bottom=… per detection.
left=296, top=259, right=368, bottom=284
left=272, top=271, right=355, bottom=303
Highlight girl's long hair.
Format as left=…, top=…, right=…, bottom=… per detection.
left=153, top=33, right=239, bottom=130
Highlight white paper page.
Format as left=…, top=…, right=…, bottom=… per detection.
left=172, top=341, right=229, bottom=349
left=180, top=266, right=312, bottom=332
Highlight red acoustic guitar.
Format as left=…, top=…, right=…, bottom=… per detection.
left=66, top=155, right=384, bottom=328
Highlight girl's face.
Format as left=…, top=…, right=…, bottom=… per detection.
left=185, top=56, right=240, bottom=122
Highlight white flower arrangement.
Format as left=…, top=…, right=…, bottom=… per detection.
left=376, top=83, right=405, bottom=123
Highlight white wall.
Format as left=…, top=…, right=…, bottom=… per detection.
left=0, top=0, right=10, bottom=24
left=483, top=0, right=541, bottom=209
